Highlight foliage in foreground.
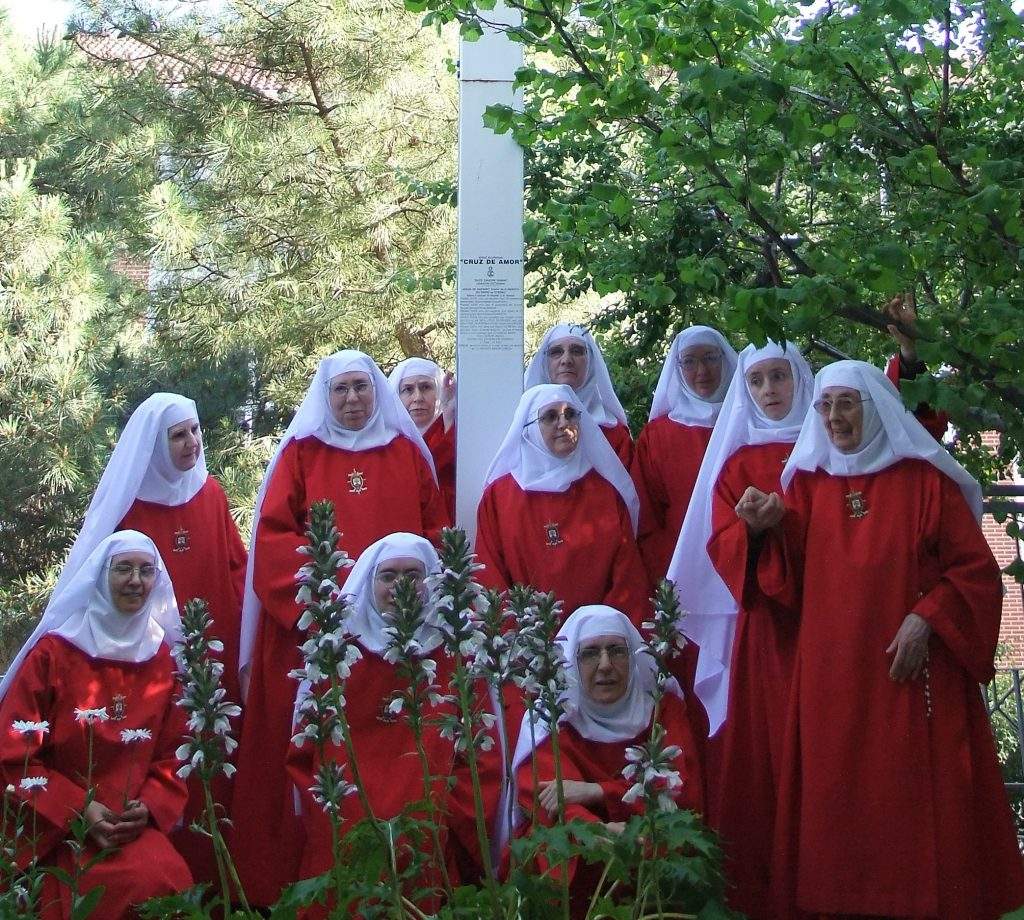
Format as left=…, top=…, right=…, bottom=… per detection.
left=0, top=515, right=736, bottom=919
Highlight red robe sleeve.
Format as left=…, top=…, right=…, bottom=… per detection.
left=424, top=418, right=456, bottom=519
left=416, top=448, right=451, bottom=548
left=515, top=733, right=605, bottom=830
left=220, top=490, right=248, bottom=607
left=253, top=440, right=311, bottom=632
left=756, top=475, right=811, bottom=616
left=0, top=645, right=88, bottom=836
left=885, top=353, right=948, bottom=441
left=912, top=473, right=1002, bottom=684
left=707, top=454, right=784, bottom=610
left=473, top=485, right=512, bottom=594
left=602, top=503, right=653, bottom=629
left=707, top=477, right=754, bottom=607
left=603, top=423, right=635, bottom=470
left=137, top=679, right=190, bottom=833
left=630, top=424, right=666, bottom=546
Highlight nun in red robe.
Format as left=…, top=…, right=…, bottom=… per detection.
left=525, top=323, right=634, bottom=468
left=231, top=350, right=448, bottom=906
left=389, top=357, right=456, bottom=519
left=740, top=361, right=1024, bottom=919
left=54, top=392, right=246, bottom=882
left=286, top=532, right=457, bottom=916
left=0, top=531, right=191, bottom=919
left=630, top=326, right=738, bottom=587
left=510, top=605, right=704, bottom=917
left=474, top=384, right=647, bottom=627
left=667, top=341, right=813, bottom=918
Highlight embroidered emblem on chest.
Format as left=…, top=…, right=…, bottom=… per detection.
left=544, top=521, right=563, bottom=547
left=172, top=527, right=191, bottom=553
left=348, top=470, right=367, bottom=494
left=844, top=490, right=869, bottom=519
left=110, top=694, right=128, bottom=722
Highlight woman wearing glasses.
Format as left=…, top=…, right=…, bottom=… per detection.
left=287, top=532, right=459, bottom=914
left=631, top=326, right=738, bottom=588
left=668, top=341, right=813, bottom=918
left=43, top=392, right=246, bottom=884
left=0, top=531, right=192, bottom=919
left=474, top=385, right=648, bottom=629
left=525, top=324, right=635, bottom=468
left=232, top=350, right=449, bottom=906
left=511, top=605, right=704, bottom=913
left=739, top=361, right=1024, bottom=919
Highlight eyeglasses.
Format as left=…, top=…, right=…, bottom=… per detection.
left=374, top=568, right=426, bottom=587
left=330, top=381, right=372, bottom=397
left=577, top=643, right=630, bottom=665
left=679, top=351, right=723, bottom=371
left=812, top=396, right=871, bottom=416
left=531, top=406, right=580, bottom=428
left=547, top=344, right=588, bottom=360
left=109, top=563, right=158, bottom=580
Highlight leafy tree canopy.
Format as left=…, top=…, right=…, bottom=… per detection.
left=411, top=0, right=1024, bottom=479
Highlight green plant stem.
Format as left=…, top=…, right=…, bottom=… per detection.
left=546, top=720, right=571, bottom=920
left=584, top=853, right=615, bottom=918
left=409, top=709, right=454, bottom=899
left=454, top=660, right=503, bottom=919
left=329, top=806, right=345, bottom=914
left=500, top=691, right=518, bottom=874
left=201, top=778, right=235, bottom=913
left=335, top=705, right=406, bottom=920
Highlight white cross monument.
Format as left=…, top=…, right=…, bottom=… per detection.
left=454, top=2, right=525, bottom=540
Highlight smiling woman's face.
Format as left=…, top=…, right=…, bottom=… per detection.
left=819, top=385, right=865, bottom=453
left=745, top=358, right=795, bottom=421
left=108, top=551, right=158, bottom=615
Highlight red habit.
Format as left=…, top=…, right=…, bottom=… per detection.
left=230, top=434, right=449, bottom=905
left=630, top=416, right=713, bottom=586
left=760, top=459, right=1024, bottom=919
left=515, top=694, right=704, bottom=915
left=475, top=470, right=650, bottom=627
left=286, top=646, right=457, bottom=915
left=423, top=416, right=456, bottom=520
left=600, top=421, right=634, bottom=470
left=704, top=441, right=797, bottom=919
left=118, top=475, right=247, bottom=882
left=0, top=636, right=191, bottom=920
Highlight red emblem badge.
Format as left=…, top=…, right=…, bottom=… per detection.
left=111, top=694, right=128, bottom=721
left=544, top=521, right=563, bottom=547
left=172, top=528, right=190, bottom=553
left=348, top=470, right=367, bottom=494
left=845, top=490, right=869, bottom=519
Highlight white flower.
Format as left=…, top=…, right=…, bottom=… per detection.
left=11, top=720, right=49, bottom=735
left=73, top=707, right=109, bottom=724
left=622, top=782, right=645, bottom=805
left=120, top=728, right=152, bottom=744
left=387, top=697, right=405, bottom=716
left=19, top=776, right=48, bottom=792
